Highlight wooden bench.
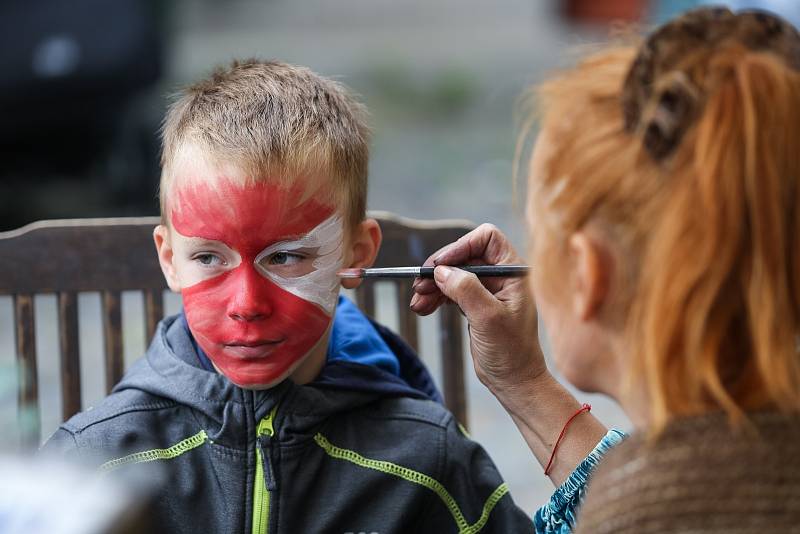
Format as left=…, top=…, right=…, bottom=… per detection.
left=0, top=212, right=474, bottom=449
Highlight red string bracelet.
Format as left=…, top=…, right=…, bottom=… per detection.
left=544, top=403, right=592, bottom=476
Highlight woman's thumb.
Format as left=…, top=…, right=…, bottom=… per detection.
left=433, top=266, right=496, bottom=320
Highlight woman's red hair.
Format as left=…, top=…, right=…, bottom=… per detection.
left=531, top=42, right=800, bottom=432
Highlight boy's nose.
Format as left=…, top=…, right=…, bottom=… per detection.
left=226, top=266, right=274, bottom=322
left=228, top=308, right=269, bottom=322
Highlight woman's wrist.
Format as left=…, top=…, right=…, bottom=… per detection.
left=484, top=364, right=555, bottom=415
left=491, top=370, right=608, bottom=486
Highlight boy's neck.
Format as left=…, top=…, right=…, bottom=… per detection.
left=286, top=329, right=331, bottom=385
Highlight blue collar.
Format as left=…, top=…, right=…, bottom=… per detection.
left=325, top=296, right=400, bottom=375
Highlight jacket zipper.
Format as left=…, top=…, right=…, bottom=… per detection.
left=252, top=404, right=278, bottom=534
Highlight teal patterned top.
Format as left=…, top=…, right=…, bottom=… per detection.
left=533, top=429, right=627, bottom=533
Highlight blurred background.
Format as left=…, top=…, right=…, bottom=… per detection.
left=1, top=0, right=798, bottom=521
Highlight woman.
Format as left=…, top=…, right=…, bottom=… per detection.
left=411, top=6, right=800, bottom=532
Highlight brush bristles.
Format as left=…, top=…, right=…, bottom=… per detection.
left=336, top=268, right=364, bottom=279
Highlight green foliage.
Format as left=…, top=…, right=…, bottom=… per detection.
left=359, top=59, right=479, bottom=120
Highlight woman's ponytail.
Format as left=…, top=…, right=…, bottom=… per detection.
left=633, top=44, right=800, bottom=430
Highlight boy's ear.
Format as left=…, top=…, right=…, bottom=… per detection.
left=341, top=218, right=382, bottom=290
left=153, top=225, right=182, bottom=293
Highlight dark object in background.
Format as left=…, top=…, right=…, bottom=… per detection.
left=561, top=0, right=650, bottom=24
left=0, top=0, right=165, bottom=230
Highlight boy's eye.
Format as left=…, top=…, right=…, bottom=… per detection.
left=194, top=253, right=224, bottom=266
left=268, top=251, right=304, bottom=266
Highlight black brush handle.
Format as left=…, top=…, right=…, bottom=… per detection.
left=418, top=265, right=528, bottom=278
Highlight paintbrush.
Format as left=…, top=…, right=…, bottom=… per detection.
left=337, top=265, right=529, bottom=279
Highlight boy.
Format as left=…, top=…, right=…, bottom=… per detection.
left=42, top=60, right=533, bottom=533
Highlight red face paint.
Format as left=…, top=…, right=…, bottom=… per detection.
left=171, top=179, right=336, bottom=388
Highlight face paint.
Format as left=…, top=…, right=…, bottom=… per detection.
left=255, top=214, right=344, bottom=313
left=170, top=179, right=343, bottom=388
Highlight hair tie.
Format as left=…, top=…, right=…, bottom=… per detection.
left=621, top=6, right=800, bottom=162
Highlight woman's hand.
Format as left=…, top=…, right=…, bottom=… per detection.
left=411, top=223, right=608, bottom=485
left=410, top=223, right=547, bottom=394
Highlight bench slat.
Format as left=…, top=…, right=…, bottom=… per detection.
left=58, top=292, right=82, bottom=420
left=102, top=291, right=124, bottom=393
left=396, top=280, right=419, bottom=352
left=15, top=294, right=40, bottom=447
left=144, top=289, right=164, bottom=343
left=440, top=304, right=468, bottom=429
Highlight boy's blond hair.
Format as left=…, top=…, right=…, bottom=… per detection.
left=159, top=59, right=370, bottom=229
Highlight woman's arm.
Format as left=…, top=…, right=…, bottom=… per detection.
left=410, top=223, right=608, bottom=486
left=493, top=371, right=609, bottom=486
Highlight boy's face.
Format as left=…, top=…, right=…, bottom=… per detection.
left=154, top=160, right=378, bottom=389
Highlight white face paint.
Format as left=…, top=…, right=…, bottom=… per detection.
left=254, top=215, right=344, bottom=314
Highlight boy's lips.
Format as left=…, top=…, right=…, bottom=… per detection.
left=223, top=339, right=285, bottom=359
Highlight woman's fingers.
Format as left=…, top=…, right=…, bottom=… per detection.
left=412, top=242, right=452, bottom=295
left=432, top=266, right=499, bottom=322
left=411, top=224, right=525, bottom=305
left=412, top=266, right=505, bottom=318
left=412, top=277, right=439, bottom=295
left=434, top=223, right=523, bottom=267
left=409, top=291, right=447, bottom=316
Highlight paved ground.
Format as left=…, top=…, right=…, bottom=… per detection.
left=1, top=0, right=634, bottom=516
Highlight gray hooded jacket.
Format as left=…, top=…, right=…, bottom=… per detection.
left=43, top=314, right=534, bottom=534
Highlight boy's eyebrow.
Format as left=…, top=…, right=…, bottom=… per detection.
left=270, top=224, right=330, bottom=243
left=270, top=225, right=338, bottom=245
left=271, top=232, right=311, bottom=243
left=259, top=217, right=344, bottom=251
left=182, top=236, right=228, bottom=247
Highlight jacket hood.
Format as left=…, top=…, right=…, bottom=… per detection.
left=113, top=298, right=441, bottom=427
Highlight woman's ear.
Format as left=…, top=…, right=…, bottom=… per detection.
left=340, top=218, right=382, bottom=290
left=153, top=225, right=182, bottom=293
left=568, top=231, right=610, bottom=321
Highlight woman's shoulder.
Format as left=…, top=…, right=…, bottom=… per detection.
left=574, top=411, right=800, bottom=533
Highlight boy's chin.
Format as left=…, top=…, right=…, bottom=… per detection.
left=223, top=368, right=294, bottom=390
left=211, top=333, right=330, bottom=389
left=217, top=353, right=318, bottom=390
